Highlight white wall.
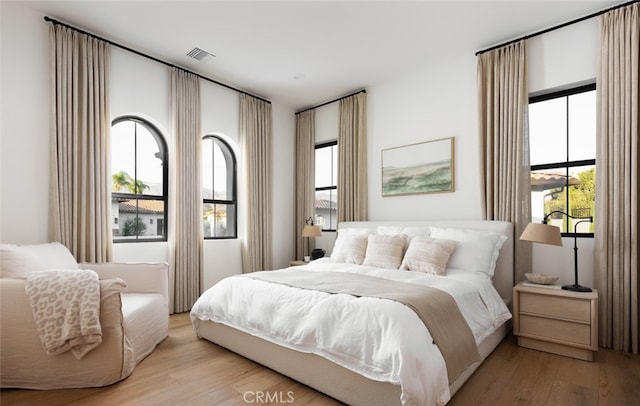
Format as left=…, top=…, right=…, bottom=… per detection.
left=1, top=2, right=50, bottom=244
left=367, top=52, right=481, bottom=222
left=315, top=102, right=339, bottom=144
left=0, top=1, right=295, bottom=291
left=528, top=18, right=599, bottom=95
left=271, top=102, right=296, bottom=270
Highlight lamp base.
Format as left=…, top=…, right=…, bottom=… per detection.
left=561, top=284, right=592, bottom=293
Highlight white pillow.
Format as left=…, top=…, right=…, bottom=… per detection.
left=19, top=242, right=79, bottom=270
left=377, top=226, right=431, bottom=239
left=363, top=234, right=407, bottom=269
left=428, top=227, right=507, bottom=277
left=0, top=245, right=45, bottom=278
left=400, top=237, right=457, bottom=275
left=1, top=242, right=78, bottom=278
left=376, top=226, right=404, bottom=235
left=337, top=227, right=376, bottom=236
left=331, top=234, right=369, bottom=264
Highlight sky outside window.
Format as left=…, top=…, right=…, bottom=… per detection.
left=529, top=90, right=595, bottom=166
left=202, top=138, right=229, bottom=200
left=111, top=120, right=164, bottom=194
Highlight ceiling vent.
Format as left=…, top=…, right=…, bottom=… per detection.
left=186, top=47, right=215, bottom=62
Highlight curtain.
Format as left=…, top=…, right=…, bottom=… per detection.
left=337, top=92, right=368, bottom=223
left=295, top=110, right=316, bottom=260
left=477, top=40, right=532, bottom=284
left=49, top=25, right=112, bottom=263
left=595, top=2, right=639, bottom=353
left=168, top=68, right=202, bottom=313
left=239, top=94, right=273, bottom=273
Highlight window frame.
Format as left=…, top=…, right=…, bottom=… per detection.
left=111, top=115, right=168, bottom=243
left=202, top=134, right=238, bottom=240
left=529, top=83, right=596, bottom=238
left=314, top=140, right=338, bottom=232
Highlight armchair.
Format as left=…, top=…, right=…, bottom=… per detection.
left=0, top=243, right=169, bottom=389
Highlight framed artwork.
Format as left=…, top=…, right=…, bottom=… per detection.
left=381, top=137, right=455, bottom=196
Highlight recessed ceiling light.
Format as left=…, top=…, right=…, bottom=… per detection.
left=186, top=47, right=215, bottom=63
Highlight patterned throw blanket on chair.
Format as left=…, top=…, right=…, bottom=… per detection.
left=25, top=269, right=103, bottom=359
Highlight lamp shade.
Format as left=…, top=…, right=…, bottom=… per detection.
left=301, top=225, right=322, bottom=238
left=520, top=223, right=563, bottom=246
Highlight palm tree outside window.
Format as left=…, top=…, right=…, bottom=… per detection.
left=111, top=116, right=168, bottom=242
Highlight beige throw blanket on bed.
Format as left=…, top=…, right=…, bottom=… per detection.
left=245, top=270, right=481, bottom=383
left=25, top=269, right=103, bottom=359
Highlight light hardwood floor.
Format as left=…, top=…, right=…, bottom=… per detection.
left=2, top=313, right=639, bottom=405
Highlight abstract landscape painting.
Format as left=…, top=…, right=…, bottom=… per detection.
left=382, top=137, right=455, bottom=196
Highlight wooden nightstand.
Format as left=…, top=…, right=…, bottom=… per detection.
left=513, top=282, right=598, bottom=361
left=288, top=260, right=307, bottom=267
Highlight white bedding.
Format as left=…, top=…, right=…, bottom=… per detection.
left=191, top=258, right=511, bottom=406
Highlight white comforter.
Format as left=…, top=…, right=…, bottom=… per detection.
left=190, top=259, right=511, bottom=406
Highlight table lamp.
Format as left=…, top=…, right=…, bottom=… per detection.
left=520, top=210, right=593, bottom=292
left=301, top=217, right=322, bottom=262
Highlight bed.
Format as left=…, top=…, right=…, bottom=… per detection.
left=191, top=220, right=514, bottom=405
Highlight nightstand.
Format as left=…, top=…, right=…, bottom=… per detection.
left=513, top=282, right=598, bottom=361
left=288, top=260, right=307, bottom=267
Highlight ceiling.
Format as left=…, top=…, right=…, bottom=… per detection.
left=21, top=0, right=623, bottom=110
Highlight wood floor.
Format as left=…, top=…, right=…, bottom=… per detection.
left=2, top=313, right=639, bottom=405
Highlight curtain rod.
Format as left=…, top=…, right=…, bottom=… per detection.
left=44, top=16, right=272, bottom=105
left=295, top=89, right=366, bottom=115
left=475, top=0, right=637, bottom=55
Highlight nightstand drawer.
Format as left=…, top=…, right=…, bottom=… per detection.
left=514, top=283, right=598, bottom=360
left=520, top=315, right=591, bottom=345
left=520, top=292, right=590, bottom=322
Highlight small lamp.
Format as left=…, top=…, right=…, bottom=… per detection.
left=301, top=217, right=322, bottom=262
left=520, top=210, right=593, bottom=292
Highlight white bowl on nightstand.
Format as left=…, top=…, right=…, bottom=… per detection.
left=525, top=273, right=559, bottom=285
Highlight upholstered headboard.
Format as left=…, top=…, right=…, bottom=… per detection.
left=337, top=220, right=514, bottom=304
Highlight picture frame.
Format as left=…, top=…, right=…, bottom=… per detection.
left=381, top=137, right=455, bottom=196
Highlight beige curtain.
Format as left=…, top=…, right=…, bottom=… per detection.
left=240, top=94, right=273, bottom=273
left=595, top=2, right=639, bottom=353
left=169, top=68, right=203, bottom=313
left=477, top=40, right=532, bottom=284
left=49, top=25, right=112, bottom=263
left=338, top=92, right=368, bottom=223
left=295, top=110, right=316, bottom=260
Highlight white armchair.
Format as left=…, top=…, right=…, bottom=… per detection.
left=0, top=243, right=169, bottom=389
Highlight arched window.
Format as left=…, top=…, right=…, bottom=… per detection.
left=111, top=116, right=168, bottom=242
left=202, top=135, right=237, bottom=239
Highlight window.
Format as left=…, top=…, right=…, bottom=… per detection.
left=528, top=84, right=596, bottom=236
left=111, top=116, right=168, bottom=242
left=202, top=135, right=237, bottom=239
left=315, top=141, right=338, bottom=231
